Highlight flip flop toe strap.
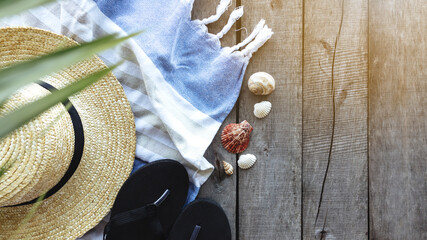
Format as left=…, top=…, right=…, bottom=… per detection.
left=104, top=190, right=170, bottom=240
left=104, top=204, right=164, bottom=239
left=189, top=225, right=202, bottom=240
left=108, top=204, right=158, bottom=227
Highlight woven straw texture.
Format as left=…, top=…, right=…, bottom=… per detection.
left=0, top=27, right=136, bottom=240
left=0, top=83, right=75, bottom=206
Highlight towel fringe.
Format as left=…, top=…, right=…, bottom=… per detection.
left=241, top=24, right=273, bottom=58
left=216, top=6, right=244, bottom=39
left=230, top=19, right=265, bottom=52
left=200, top=0, right=232, bottom=25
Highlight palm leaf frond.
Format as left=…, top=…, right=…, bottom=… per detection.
left=0, top=62, right=121, bottom=139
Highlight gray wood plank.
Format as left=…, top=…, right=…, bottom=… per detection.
left=369, top=1, right=427, bottom=239
left=238, top=0, right=302, bottom=239
left=199, top=115, right=237, bottom=240
left=302, top=0, right=369, bottom=239
left=192, top=1, right=237, bottom=239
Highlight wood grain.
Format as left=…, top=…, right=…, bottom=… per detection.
left=199, top=116, right=237, bottom=240
left=238, top=0, right=302, bottom=239
left=195, top=1, right=427, bottom=239
left=192, top=1, right=237, bottom=239
left=302, top=0, right=368, bottom=239
left=369, top=1, right=427, bottom=239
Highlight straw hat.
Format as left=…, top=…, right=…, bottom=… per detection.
left=0, top=27, right=136, bottom=239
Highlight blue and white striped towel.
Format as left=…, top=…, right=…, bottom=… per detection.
left=0, top=0, right=272, bottom=238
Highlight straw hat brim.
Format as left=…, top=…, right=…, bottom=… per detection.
left=0, top=27, right=136, bottom=239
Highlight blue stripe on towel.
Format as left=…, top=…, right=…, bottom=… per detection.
left=94, top=0, right=248, bottom=122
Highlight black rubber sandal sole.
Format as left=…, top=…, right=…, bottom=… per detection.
left=105, top=160, right=189, bottom=240
left=168, top=199, right=232, bottom=240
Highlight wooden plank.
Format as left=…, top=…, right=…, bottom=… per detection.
left=199, top=115, right=237, bottom=240
left=302, top=0, right=368, bottom=239
left=369, top=1, right=427, bottom=239
left=192, top=1, right=237, bottom=239
left=238, top=0, right=302, bottom=239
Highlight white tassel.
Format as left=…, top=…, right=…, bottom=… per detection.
left=216, top=6, right=244, bottom=39
left=230, top=19, right=265, bottom=52
left=241, top=25, right=273, bottom=58
left=201, top=0, right=232, bottom=25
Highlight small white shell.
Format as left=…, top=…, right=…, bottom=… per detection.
left=248, top=72, right=275, bottom=95
left=238, top=154, right=257, bottom=169
left=253, top=101, right=272, bottom=118
left=223, top=161, right=234, bottom=176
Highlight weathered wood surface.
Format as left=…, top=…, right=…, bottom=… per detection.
left=238, top=0, right=302, bottom=239
left=369, top=1, right=427, bottom=239
left=192, top=1, right=238, bottom=239
left=197, top=0, right=426, bottom=239
left=303, top=0, right=368, bottom=239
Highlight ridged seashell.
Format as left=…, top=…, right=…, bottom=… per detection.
left=248, top=72, right=275, bottom=95
left=223, top=161, right=234, bottom=176
left=238, top=154, right=257, bottom=169
left=253, top=101, right=272, bottom=118
left=221, top=120, right=253, bottom=153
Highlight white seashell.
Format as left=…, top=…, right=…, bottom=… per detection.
left=223, top=161, right=234, bottom=176
left=253, top=101, right=272, bottom=118
left=238, top=154, right=257, bottom=169
left=248, top=72, right=275, bottom=95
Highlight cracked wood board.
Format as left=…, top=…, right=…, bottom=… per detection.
left=369, top=1, right=427, bottom=239
left=302, top=0, right=368, bottom=239
left=192, top=0, right=237, bottom=239
left=238, top=0, right=302, bottom=239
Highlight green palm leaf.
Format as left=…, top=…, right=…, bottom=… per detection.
left=0, top=63, right=121, bottom=139
left=0, top=32, right=139, bottom=105
left=0, top=164, right=9, bottom=178
left=0, top=102, right=71, bottom=178
left=0, top=0, right=56, bottom=19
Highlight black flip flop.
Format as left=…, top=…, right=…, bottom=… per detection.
left=168, top=199, right=232, bottom=240
left=104, top=160, right=189, bottom=240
